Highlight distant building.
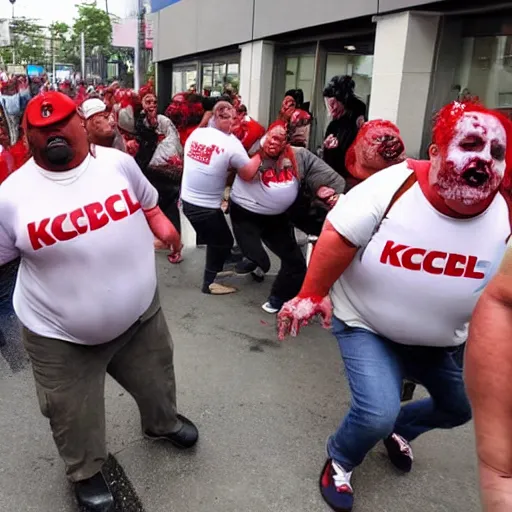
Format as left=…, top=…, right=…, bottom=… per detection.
left=151, top=0, right=512, bottom=158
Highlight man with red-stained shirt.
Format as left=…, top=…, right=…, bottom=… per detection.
left=278, top=101, right=512, bottom=512
left=230, top=124, right=345, bottom=313
left=0, top=92, right=198, bottom=512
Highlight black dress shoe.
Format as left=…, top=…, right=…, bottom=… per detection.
left=145, top=414, right=199, bottom=449
left=75, top=471, right=114, bottom=511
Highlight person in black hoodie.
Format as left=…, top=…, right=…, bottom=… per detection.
left=322, top=75, right=367, bottom=181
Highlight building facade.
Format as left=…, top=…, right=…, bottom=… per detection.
left=151, top=0, right=512, bottom=158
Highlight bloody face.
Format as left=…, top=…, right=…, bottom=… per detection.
left=142, top=93, right=158, bottom=115
left=280, top=96, right=296, bottom=121
left=325, top=97, right=344, bottom=120
left=430, top=112, right=507, bottom=207
left=86, top=111, right=116, bottom=147
left=26, top=113, right=89, bottom=171
left=231, top=108, right=247, bottom=140
left=263, top=126, right=287, bottom=158
left=213, top=102, right=235, bottom=134
left=168, top=93, right=187, bottom=125
left=351, top=121, right=406, bottom=179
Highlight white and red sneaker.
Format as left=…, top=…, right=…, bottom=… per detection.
left=319, top=459, right=354, bottom=512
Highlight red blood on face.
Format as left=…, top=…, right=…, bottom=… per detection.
left=345, top=119, right=406, bottom=180
left=432, top=108, right=509, bottom=207
left=263, top=126, right=287, bottom=158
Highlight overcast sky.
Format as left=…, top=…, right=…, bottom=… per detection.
left=0, top=0, right=138, bottom=26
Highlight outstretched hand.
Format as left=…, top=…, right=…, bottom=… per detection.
left=277, top=295, right=332, bottom=341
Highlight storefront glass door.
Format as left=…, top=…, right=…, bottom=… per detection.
left=272, top=36, right=375, bottom=152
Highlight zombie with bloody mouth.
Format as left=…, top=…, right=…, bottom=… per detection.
left=277, top=101, right=512, bottom=512
left=137, top=83, right=183, bottom=239
left=269, top=89, right=312, bottom=148
left=345, top=119, right=406, bottom=191
left=0, top=92, right=198, bottom=512
left=230, top=124, right=345, bottom=313
left=323, top=75, right=367, bottom=180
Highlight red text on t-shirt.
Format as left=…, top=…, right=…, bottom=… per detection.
left=27, top=188, right=141, bottom=251
left=187, top=142, right=224, bottom=165
left=380, top=240, right=485, bottom=279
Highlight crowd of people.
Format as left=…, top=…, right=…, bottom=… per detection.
left=0, top=69, right=511, bottom=512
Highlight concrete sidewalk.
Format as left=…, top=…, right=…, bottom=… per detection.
left=0, top=249, right=480, bottom=512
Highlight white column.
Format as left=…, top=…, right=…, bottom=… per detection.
left=369, top=11, right=440, bottom=157
left=239, top=40, right=275, bottom=127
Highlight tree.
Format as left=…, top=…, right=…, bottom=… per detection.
left=49, top=21, right=76, bottom=66
left=72, top=1, right=113, bottom=56
left=0, top=17, right=48, bottom=66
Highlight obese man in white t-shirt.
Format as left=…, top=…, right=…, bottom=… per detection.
left=181, top=100, right=262, bottom=295
left=277, top=102, right=512, bottom=512
left=230, top=124, right=345, bottom=313
left=0, top=92, right=198, bottom=511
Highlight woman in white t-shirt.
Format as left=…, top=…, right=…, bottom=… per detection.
left=181, top=101, right=262, bottom=295
left=276, top=102, right=512, bottom=512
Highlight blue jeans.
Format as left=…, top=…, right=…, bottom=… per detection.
left=327, top=317, right=472, bottom=472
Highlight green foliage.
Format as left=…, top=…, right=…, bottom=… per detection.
left=0, top=2, right=115, bottom=74
left=0, top=17, right=47, bottom=66
left=71, top=1, right=113, bottom=55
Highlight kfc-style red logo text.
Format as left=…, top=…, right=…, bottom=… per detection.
left=27, top=189, right=141, bottom=251
left=380, top=240, right=485, bottom=279
left=187, top=142, right=224, bottom=165
left=261, top=168, right=296, bottom=188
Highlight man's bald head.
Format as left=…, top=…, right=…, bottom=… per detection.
left=213, top=101, right=235, bottom=134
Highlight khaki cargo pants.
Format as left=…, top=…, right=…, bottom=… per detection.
left=22, top=291, right=179, bottom=482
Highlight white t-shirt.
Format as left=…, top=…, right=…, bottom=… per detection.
left=181, top=127, right=250, bottom=208
left=327, top=161, right=510, bottom=347
left=0, top=146, right=159, bottom=345
left=231, top=158, right=300, bottom=215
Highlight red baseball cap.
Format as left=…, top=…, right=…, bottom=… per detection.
left=25, top=92, right=77, bottom=128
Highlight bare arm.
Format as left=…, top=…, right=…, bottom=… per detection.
left=277, top=220, right=358, bottom=339
left=466, top=259, right=512, bottom=511
left=237, top=153, right=262, bottom=182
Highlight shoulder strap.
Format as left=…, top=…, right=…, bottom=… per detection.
left=381, top=172, right=418, bottom=222
left=360, top=171, right=418, bottom=257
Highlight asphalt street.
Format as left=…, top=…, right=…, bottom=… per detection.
left=0, top=248, right=480, bottom=512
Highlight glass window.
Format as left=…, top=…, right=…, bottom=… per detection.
left=452, top=35, right=512, bottom=110
left=325, top=53, right=373, bottom=106
left=284, top=55, right=314, bottom=103
left=172, top=65, right=198, bottom=95
left=201, top=59, right=240, bottom=97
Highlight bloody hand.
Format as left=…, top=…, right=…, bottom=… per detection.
left=316, top=186, right=339, bottom=209
left=277, top=295, right=333, bottom=341
left=324, top=134, right=339, bottom=150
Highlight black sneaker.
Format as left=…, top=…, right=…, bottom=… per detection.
left=384, top=433, right=413, bottom=472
